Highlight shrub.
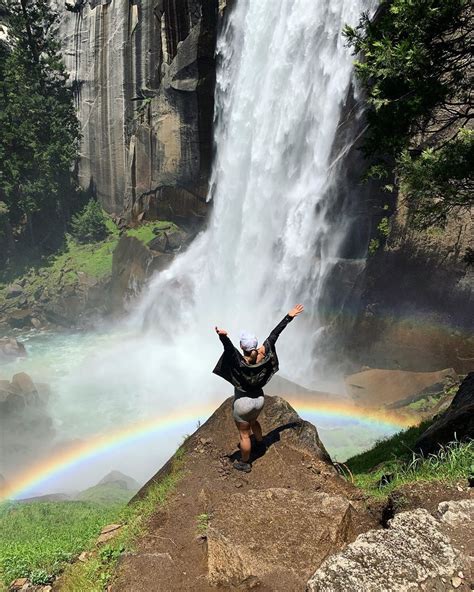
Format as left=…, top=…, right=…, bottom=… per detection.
left=70, top=200, right=109, bottom=244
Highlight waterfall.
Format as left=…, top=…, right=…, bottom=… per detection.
left=54, top=0, right=378, bottom=457
left=130, top=0, right=377, bottom=389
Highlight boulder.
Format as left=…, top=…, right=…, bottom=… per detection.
left=5, top=283, right=23, bottom=298
left=6, top=309, right=32, bottom=328
left=208, top=490, right=363, bottom=589
left=0, top=337, right=26, bottom=360
left=415, top=372, right=474, bottom=454
left=345, top=368, right=457, bottom=408
left=306, top=503, right=473, bottom=591
left=110, top=235, right=174, bottom=311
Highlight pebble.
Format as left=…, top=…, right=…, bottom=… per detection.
left=451, top=576, right=462, bottom=588
left=235, top=482, right=243, bottom=488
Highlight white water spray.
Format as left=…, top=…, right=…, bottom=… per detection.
left=131, top=0, right=377, bottom=387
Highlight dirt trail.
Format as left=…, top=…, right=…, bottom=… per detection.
left=111, top=396, right=379, bottom=592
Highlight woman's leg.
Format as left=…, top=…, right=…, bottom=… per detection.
left=250, top=420, right=263, bottom=442
left=235, top=421, right=252, bottom=462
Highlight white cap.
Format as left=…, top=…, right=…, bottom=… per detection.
left=239, top=331, right=258, bottom=351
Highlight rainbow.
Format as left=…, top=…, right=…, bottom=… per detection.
left=0, top=399, right=415, bottom=501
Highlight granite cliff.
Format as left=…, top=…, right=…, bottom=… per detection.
left=54, top=0, right=221, bottom=225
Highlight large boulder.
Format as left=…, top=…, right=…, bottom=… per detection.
left=208, top=490, right=363, bottom=589
left=306, top=501, right=474, bottom=591
left=0, top=337, right=26, bottom=361
left=415, top=372, right=474, bottom=454
left=113, top=396, right=377, bottom=592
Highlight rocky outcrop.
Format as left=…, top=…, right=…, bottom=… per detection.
left=54, top=0, right=219, bottom=224
left=0, top=337, right=26, bottom=361
left=113, top=396, right=376, bottom=591
left=110, top=235, right=174, bottom=311
left=415, top=372, right=474, bottom=454
left=207, top=490, right=362, bottom=589
left=306, top=500, right=474, bottom=591
left=0, top=373, right=54, bottom=479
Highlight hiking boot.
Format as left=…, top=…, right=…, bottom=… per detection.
left=233, top=460, right=251, bottom=473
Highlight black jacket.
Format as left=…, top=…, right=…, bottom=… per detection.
left=212, top=314, right=294, bottom=398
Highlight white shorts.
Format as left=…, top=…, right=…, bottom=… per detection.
left=232, top=395, right=264, bottom=423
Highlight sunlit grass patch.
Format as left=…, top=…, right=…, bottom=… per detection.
left=0, top=501, right=121, bottom=587
left=342, top=438, right=473, bottom=498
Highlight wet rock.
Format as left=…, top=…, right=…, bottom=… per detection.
left=7, top=309, right=33, bottom=329
left=111, top=235, right=174, bottom=311
left=147, top=233, right=168, bottom=253
left=306, top=506, right=470, bottom=591
left=0, top=337, right=27, bottom=360
left=165, top=229, right=191, bottom=251
left=415, top=372, right=474, bottom=454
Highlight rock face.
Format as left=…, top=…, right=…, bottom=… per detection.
left=415, top=372, right=474, bottom=454
left=349, top=206, right=473, bottom=374
left=345, top=367, right=457, bottom=408
left=306, top=501, right=474, bottom=592
left=110, top=235, right=174, bottom=310
left=207, top=490, right=361, bottom=589
left=113, top=396, right=377, bottom=591
left=54, top=0, right=219, bottom=223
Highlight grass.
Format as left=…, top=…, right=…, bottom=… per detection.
left=196, top=513, right=210, bottom=535
left=344, top=420, right=434, bottom=475
left=342, top=424, right=473, bottom=498
left=59, top=447, right=185, bottom=592
left=0, top=501, right=121, bottom=588
left=76, top=484, right=138, bottom=506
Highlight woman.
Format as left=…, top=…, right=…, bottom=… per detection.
left=213, top=304, right=304, bottom=472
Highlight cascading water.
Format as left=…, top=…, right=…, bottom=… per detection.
left=132, top=0, right=377, bottom=387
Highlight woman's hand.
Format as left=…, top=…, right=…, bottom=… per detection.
left=288, top=304, right=304, bottom=318
left=215, top=326, right=228, bottom=336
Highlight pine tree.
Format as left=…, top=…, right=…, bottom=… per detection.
left=0, top=0, right=80, bottom=249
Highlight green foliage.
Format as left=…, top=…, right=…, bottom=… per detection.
left=345, top=420, right=433, bottom=474
left=399, top=130, right=474, bottom=228
left=344, top=0, right=470, bottom=159
left=344, top=0, right=473, bottom=229
left=70, top=200, right=109, bottom=244
left=352, top=439, right=474, bottom=497
left=196, top=513, right=210, bottom=534
left=0, top=0, right=80, bottom=249
left=0, top=501, right=120, bottom=586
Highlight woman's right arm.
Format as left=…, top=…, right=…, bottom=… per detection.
left=215, top=326, right=234, bottom=352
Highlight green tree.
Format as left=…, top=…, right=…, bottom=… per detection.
left=0, top=0, right=80, bottom=249
left=70, top=199, right=109, bottom=244
left=344, top=0, right=473, bottom=229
